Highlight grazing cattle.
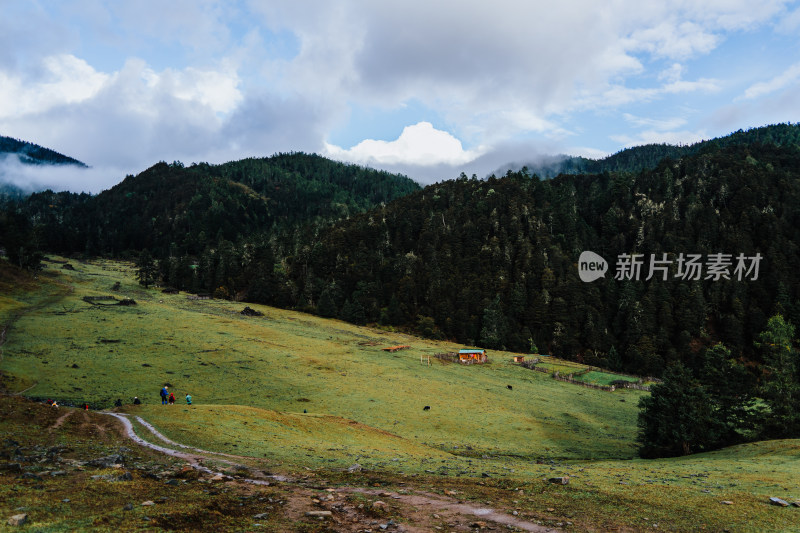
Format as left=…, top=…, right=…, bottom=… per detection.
left=423, top=405, right=431, bottom=411
left=507, top=385, right=513, bottom=390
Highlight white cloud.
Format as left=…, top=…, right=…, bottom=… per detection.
left=625, top=22, right=719, bottom=60
left=1, top=0, right=798, bottom=191
left=623, top=113, right=688, bottom=131
left=325, top=122, right=485, bottom=166
left=249, top=0, right=784, bottom=146
left=742, top=62, right=800, bottom=99
left=0, top=55, right=109, bottom=119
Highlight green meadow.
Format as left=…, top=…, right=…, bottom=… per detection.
left=3, top=258, right=800, bottom=531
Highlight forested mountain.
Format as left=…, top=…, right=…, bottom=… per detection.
left=3, top=126, right=800, bottom=378
left=0, top=153, right=420, bottom=267
left=0, top=135, right=87, bottom=167
left=274, top=142, right=800, bottom=376
left=505, top=123, right=800, bottom=178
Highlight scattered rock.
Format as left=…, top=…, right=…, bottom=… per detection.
left=372, top=500, right=387, bottom=509
left=123, top=503, right=133, bottom=511
left=241, top=306, right=264, bottom=316
left=470, top=521, right=487, bottom=529
left=19, top=472, right=42, bottom=481
left=118, top=298, right=136, bottom=306
left=347, top=464, right=363, bottom=472
left=548, top=476, right=570, bottom=485
left=253, top=512, right=270, bottom=519
left=305, top=511, right=332, bottom=517
left=770, top=497, right=789, bottom=507
left=141, top=501, right=155, bottom=507
left=165, top=479, right=180, bottom=486
left=793, top=501, right=800, bottom=508
left=61, top=263, right=75, bottom=271
left=721, top=501, right=734, bottom=505
left=7, top=514, right=27, bottom=526
left=87, top=454, right=125, bottom=468
left=1, top=463, right=22, bottom=473
left=117, top=472, right=133, bottom=482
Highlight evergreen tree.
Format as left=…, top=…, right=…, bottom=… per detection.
left=135, top=249, right=158, bottom=288
left=700, top=342, right=756, bottom=443
left=637, top=363, right=717, bottom=457
left=755, top=314, right=800, bottom=438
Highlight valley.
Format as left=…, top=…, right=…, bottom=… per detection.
left=2, top=258, right=799, bottom=531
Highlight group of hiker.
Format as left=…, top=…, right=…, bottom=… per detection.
left=42, top=387, right=193, bottom=409
left=160, top=386, right=191, bottom=405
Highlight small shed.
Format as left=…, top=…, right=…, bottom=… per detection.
left=513, top=355, right=525, bottom=363
left=458, top=349, right=487, bottom=364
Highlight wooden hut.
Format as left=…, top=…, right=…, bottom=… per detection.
left=458, top=349, right=487, bottom=364
left=513, top=355, right=525, bottom=363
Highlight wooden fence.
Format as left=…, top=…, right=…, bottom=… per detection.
left=519, top=360, right=652, bottom=392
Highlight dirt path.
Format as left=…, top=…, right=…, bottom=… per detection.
left=104, top=411, right=556, bottom=532
left=50, top=410, right=73, bottom=430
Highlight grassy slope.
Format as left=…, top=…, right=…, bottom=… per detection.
left=3, top=258, right=800, bottom=532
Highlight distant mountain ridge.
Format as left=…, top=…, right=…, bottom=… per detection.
left=499, top=123, right=800, bottom=178
left=0, top=135, right=87, bottom=167
left=2, top=153, right=421, bottom=257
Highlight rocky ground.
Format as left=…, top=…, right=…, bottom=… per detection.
left=1, top=394, right=564, bottom=532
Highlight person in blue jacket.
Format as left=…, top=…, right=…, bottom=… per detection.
left=160, top=386, right=168, bottom=405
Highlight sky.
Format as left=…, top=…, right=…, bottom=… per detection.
left=1, top=0, right=800, bottom=193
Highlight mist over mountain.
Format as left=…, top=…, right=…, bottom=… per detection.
left=0, top=135, right=91, bottom=195
left=495, top=123, right=800, bottom=179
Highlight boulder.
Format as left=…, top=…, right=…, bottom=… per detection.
left=87, top=454, right=125, bottom=468
left=241, top=306, right=264, bottom=317
left=770, top=497, right=789, bottom=507
left=548, top=476, right=570, bottom=485
left=347, top=463, right=363, bottom=472
left=305, top=511, right=332, bottom=518
left=7, top=514, right=27, bottom=526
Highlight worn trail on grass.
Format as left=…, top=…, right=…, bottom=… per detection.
left=105, top=412, right=556, bottom=532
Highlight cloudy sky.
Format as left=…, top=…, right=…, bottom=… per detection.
left=2, top=0, right=800, bottom=192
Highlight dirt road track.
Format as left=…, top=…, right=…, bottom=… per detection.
left=105, top=411, right=557, bottom=532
